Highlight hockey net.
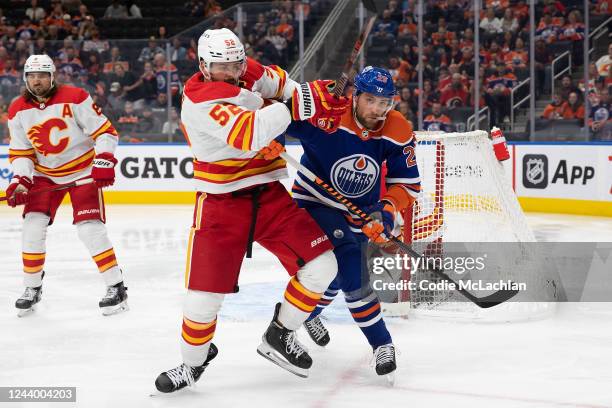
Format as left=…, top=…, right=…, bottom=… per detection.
left=376, top=130, right=557, bottom=322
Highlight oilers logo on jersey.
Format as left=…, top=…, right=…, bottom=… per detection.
left=330, top=154, right=379, bottom=198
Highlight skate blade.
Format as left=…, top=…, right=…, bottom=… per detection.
left=17, top=307, right=36, bottom=318
left=256, top=342, right=309, bottom=378
left=101, top=301, right=129, bottom=316
left=385, top=372, right=396, bottom=387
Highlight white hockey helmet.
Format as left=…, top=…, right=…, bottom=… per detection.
left=197, top=28, right=245, bottom=72
left=23, top=54, right=56, bottom=93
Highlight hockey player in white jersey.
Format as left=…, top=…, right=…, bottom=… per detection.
left=4, top=54, right=128, bottom=316
left=153, top=28, right=349, bottom=393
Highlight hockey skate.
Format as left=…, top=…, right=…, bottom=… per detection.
left=303, top=316, right=330, bottom=347
left=372, top=343, right=397, bottom=386
left=99, top=281, right=128, bottom=316
left=257, top=302, right=312, bottom=378
left=15, top=272, right=44, bottom=317
left=154, top=343, right=218, bottom=394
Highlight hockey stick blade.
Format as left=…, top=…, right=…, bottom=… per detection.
left=388, top=236, right=520, bottom=308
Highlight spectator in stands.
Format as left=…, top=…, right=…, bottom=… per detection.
left=109, top=62, right=143, bottom=109
left=46, top=2, right=69, bottom=31
left=72, top=4, right=92, bottom=27
left=440, top=73, right=470, bottom=108
left=128, top=1, right=143, bottom=18
left=534, top=39, right=552, bottom=96
left=104, top=0, right=128, bottom=19
left=158, top=26, right=168, bottom=40
left=504, top=37, right=528, bottom=70
left=587, top=92, right=611, bottom=140
left=563, top=91, right=585, bottom=122
left=559, top=10, right=585, bottom=42
left=32, top=36, right=50, bottom=55
left=26, top=0, right=46, bottom=23
left=373, top=9, right=397, bottom=39
left=0, top=58, right=19, bottom=89
left=578, top=63, right=601, bottom=94
left=204, top=0, right=222, bottom=17
left=106, top=81, right=124, bottom=119
left=501, top=9, right=519, bottom=34
left=131, top=61, right=157, bottom=104
left=559, top=75, right=580, bottom=101
left=17, top=17, right=37, bottom=41
left=276, top=13, right=294, bottom=42
left=170, top=38, right=187, bottom=62
left=153, top=53, right=181, bottom=103
left=485, top=64, right=514, bottom=125
left=162, top=106, right=181, bottom=137
left=536, top=13, right=557, bottom=43
left=77, top=14, right=96, bottom=40
left=457, top=47, right=476, bottom=78
left=397, top=101, right=416, bottom=124
left=138, top=36, right=164, bottom=63
left=480, top=8, right=503, bottom=39
left=57, top=45, right=83, bottom=77
left=397, top=13, right=417, bottom=38
left=13, top=39, right=30, bottom=66
left=424, top=102, right=452, bottom=131
left=264, top=26, right=287, bottom=66
left=150, top=92, right=168, bottom=115
left=596, top=44, right=612, bottom=77
left=421, top=79, right=439, bottom=109
left=388, top=56, right=413, bottom=83
left=135, top=105, right=160, bottom=134
left=542, top=93, right=567, bottom=119
left=117, top=101, right=140, bottom=134
left=82, top=27, right=109, bottom=55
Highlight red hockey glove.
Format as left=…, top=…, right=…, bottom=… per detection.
left=288, top=80, right=350, bottom=121
left=91, top=153, right=117, bottom=188
left=5, top=176, right=33, bottom=207
left=259, top=140, right=286, bottom=160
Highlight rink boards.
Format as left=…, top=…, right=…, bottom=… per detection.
left=1, top=142, right=611, bottom=216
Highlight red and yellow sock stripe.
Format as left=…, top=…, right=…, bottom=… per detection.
left=283, top=276, right=322, bottom=313
left=92, top=248, right=118, bottom=272
left=181, top=317, right=216, bottom=346
left=23, top=252, right=45, bottom=273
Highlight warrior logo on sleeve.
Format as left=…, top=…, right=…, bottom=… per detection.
left=330, top=154, right=379, bottom=198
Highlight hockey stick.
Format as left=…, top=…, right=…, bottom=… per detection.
left=0, top=178, right=95, bottom=204
left=331, top=0, right=378, bottom=97
left=280, top=151, right=519, bottom=308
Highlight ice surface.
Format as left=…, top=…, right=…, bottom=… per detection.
left=1, top=205, right=612, bottom=408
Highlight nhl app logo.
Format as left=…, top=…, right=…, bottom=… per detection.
left=331, top=154, right=379, bottom=198
left=523, top=154, right=548, bottom=189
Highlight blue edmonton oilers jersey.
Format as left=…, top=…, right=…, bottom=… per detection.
left=286, top=108, right=421, bottom=216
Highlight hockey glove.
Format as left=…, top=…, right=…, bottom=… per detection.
left=91, top=153, right=117, bottom=188
left=5, top=176, right=33, bottom=207
left=287, top=80, right=350, bottom=121
left=259, top=139, right=286, bottom=160
left=361, top=201, right=396, bottom=243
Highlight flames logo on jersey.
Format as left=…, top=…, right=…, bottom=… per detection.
left=330, top=154, right=379, bottom=198
left=27, top=118, right=70, bottom=156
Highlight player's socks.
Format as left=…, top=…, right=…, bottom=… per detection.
left=346, top=293, right=392, bottom=348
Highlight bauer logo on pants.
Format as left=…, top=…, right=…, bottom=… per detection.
left=523, top=154, right=548, bottom=189
left=331, top=154, right=379, bottom=198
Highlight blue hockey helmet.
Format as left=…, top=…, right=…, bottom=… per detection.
left=353, top=66, right=397, bottom=98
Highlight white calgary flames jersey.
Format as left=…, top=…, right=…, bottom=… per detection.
left=8, top=85, right=118, bottom=184
left=181, top=57, right=298, bottom=193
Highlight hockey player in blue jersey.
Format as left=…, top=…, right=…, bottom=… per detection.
left=263, top=66, right=421, bottom=380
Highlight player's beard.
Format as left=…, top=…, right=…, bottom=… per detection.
left=355, top=110, right=381, bottom=130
